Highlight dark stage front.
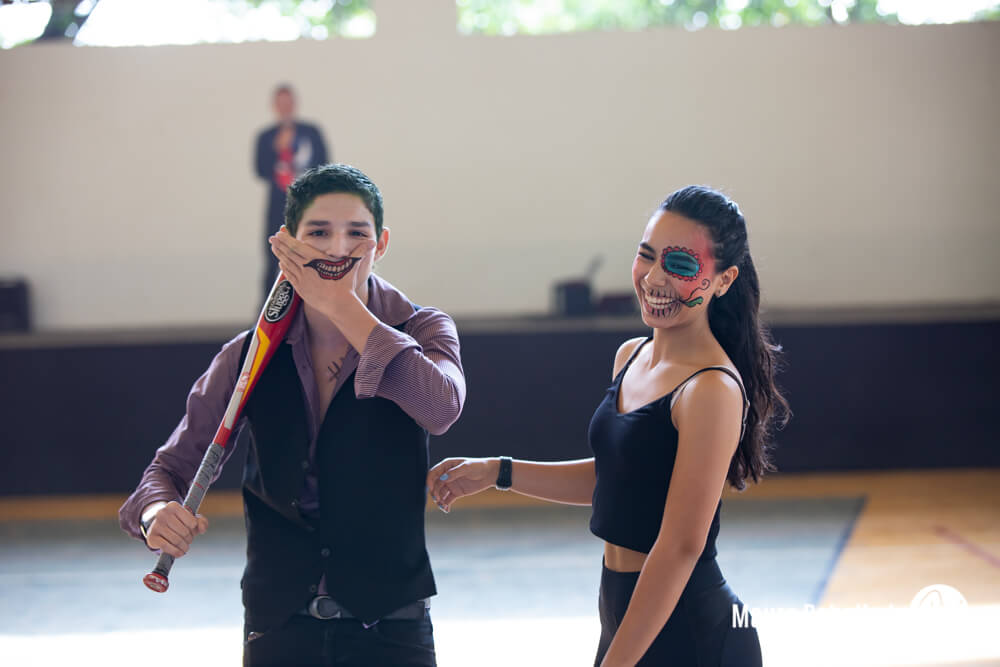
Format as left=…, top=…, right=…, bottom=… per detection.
left=1, top=307, right=997, bottom=496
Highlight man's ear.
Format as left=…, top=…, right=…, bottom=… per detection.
left=375, top=227, right=390, bottom=262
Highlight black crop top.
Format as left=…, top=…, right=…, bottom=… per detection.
left=589, top=337, right=748, bottom=557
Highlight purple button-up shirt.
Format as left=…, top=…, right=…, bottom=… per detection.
left=119, top=274, right=465, bottom=541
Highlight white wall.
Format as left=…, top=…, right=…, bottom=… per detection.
left=1, top=1, right=998, bottom=329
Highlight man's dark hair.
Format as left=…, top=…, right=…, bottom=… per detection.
left=284, top=164, right=384, bottom=237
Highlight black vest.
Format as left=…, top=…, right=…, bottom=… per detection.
left=237, top=317, right=435, bottom=629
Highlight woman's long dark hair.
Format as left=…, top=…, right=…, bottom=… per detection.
left=662, top=186, right=790, bottom=490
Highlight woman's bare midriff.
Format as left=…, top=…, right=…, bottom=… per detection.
left=604, top=541, right=648, bottom=573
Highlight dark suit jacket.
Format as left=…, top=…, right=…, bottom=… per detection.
left=254, top=121, right=329, bottom=232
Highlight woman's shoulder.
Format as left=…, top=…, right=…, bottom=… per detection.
left=669, top=364, right=746, bottom=430
left=611, top=336, right=649, bottom=380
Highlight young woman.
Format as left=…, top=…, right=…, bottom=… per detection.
left=427, top=185, right=788, bottom=666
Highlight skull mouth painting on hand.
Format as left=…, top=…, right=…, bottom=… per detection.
left=304, top=257, right=360, bottom=281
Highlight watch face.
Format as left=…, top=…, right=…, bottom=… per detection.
left=497, top=457, right=513, bottom=489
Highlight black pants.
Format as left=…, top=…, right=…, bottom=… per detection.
left=595, top=559, right=762, bottom=667
left=244, top=612, right=436, bottom=667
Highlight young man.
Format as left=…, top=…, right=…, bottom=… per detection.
left=120, top=164, right=465, bottom=666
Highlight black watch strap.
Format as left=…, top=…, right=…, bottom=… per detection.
left=140, top=515, right=153, bottom=541
left=495, top=456, right=513, bottom=491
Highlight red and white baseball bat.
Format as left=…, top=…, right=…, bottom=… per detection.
left=143, top=272, right=301, bottom=593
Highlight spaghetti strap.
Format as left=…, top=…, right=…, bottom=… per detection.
left=669, top=366, right=749, bottom=442
left=614, top=336, right=653, bottom=382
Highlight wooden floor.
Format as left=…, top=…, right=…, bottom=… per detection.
left=725, top=468, right=1000, bottom=609
left=3, top=468, right=998, bottom=610
left=2, top=468, right=999, bottom=666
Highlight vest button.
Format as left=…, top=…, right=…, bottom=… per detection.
left=308, top=584, right=318, bottom=594
left=301, top=460, right=310, bottom=470
left=320, top=547, right=331, bottom=558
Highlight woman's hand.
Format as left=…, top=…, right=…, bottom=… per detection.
left=268, top=226, right=376, bottom=321
left=426, top=457, right=500, bottom=512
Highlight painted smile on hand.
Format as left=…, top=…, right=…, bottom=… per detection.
left=304, top=257, right=359, bottom=281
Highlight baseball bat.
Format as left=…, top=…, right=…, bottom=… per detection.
left=143, top=272, right=301, bottom=592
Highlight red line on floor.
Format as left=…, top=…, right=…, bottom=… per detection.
left=933, top=524, right=1000, bottom=569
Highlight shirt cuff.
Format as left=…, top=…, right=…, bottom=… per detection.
left=355, top=322, right=420, bottom=398
left=119, top=490, right=179, bottom=544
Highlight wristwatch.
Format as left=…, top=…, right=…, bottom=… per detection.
left=495, top=456, right=513, bottom=491
left=139, top=515, right=154, bottom=541
left=139, top=502, right=166, bottom=541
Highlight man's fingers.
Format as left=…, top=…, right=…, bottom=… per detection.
left=161, top=518, right=194, bottom=545
left=269, top=239, right=288, bottom=264
left=279, top=261, right=300, bottom=286
left=270, top=237, right=307, bottom=272
left=350, top=238, right=378, bottom=258
left=274, top=228, right=312, bottom=262
left=181, top=508, right=200, bottom=531
left=150, top=525, right=188, bottom=558
left=161, top=507, right=199, bottom=537
left=165, top=505, right=198, bottom=533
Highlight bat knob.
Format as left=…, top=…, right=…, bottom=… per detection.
left=143, top=571, right=169, bottom=593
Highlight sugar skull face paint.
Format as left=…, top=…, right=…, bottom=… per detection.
left=661, top=245, right=703, bottom=285
left=304, top=257, right=359, bottom=281
left=633, top=210, right=717, bottom=322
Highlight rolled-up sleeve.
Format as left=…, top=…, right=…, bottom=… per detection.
left=355, top=308, right=466, bottom=436
left=118, top=331, right=249, bottom=542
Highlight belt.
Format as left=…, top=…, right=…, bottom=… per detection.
left=299, top=596, right=430, bottom=623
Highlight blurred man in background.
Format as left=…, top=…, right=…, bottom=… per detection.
left=254, top=84, right=328, bottom=299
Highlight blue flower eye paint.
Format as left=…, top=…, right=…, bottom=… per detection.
left=661, top=247, right=702, bottom=282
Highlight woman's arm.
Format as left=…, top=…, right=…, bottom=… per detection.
left=598, top=370, right=745, bottom=667
left=427, top=336, right=648, bottom=510
left=428, top=457, right=596, bottom=509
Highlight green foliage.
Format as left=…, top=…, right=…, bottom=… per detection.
left=239, top=0, right=373, bottom=35
left=455, top=0, right=999, bottom=35
left=4, top=0, right=375, bottom=48
left=242, top=0, right=367, bottom=9
left=6, top=0, right=998, bottom=49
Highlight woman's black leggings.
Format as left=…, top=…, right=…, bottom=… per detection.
left=595, top=558, right=762, bottom=667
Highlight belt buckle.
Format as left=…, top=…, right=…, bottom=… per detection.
left=307, top=595, right=342, bottom=620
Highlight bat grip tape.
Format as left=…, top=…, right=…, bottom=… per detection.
left=150, top=442, right=226, bottom=578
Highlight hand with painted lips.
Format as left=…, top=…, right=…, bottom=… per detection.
left=269, top=227, right=377, bottom=316
left=303, top=256, right=361, bottom=281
